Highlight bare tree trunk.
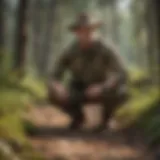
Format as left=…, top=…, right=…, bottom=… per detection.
left=153, top=0, right=160, bottom=61
left=146, top=0, right=155, bottom=80
left=14, top=0, right=29, bottom=76
left=0, top=0, right=4, bottom=46
left=0, top=0, right=5, bottom=67
left=146, top=0, right=159, bottom=84
left=31, top=0, right=45, bottom=75
left=110, top=0, right=119, bottom=45
left=153, top=0, right=160, bottom=85
left=38, top=0, right=57, bottom=76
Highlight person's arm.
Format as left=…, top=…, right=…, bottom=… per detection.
left=48, top=51, right=70, bottom=102
left=51, top=51, right=70, bottom=82
left=103, top=44, right=128, bottom=88
left=84, top=43, right=128, bottom=99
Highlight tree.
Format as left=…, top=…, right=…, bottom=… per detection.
left=145, top=0, right=159, bottom=83
left=130, top=0, right=159, bottom=84
left=14, top=0, right=29, bottom=76
left=0, top=0, right=5, bottom=68
left=152, top=0, right=160, bottom=84
left=38, top=0, right=57, bottom=76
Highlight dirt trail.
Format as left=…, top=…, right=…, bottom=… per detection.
left=26, top=105, right=154, bottom=160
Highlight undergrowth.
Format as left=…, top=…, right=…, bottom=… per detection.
left=0, top=69, right=159, bottom=159
left=0, top=73, right=46, bottom=159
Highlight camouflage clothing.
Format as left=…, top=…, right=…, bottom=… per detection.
left=49, top=40, right=128, bottom=130
left=52, top=40, right=127, bottom=86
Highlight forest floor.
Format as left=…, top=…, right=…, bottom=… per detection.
left=25, top=104, right=155, bottom=160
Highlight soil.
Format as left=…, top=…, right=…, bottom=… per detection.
left=26, top=104, right=155, bottom=160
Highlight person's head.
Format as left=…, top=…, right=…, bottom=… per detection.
left=69, top=13, right=102, bottom=46
left=74, top=27, right=93, bottom=43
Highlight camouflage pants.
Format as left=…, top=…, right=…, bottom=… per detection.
left=48, top=80, right=128, bottom=129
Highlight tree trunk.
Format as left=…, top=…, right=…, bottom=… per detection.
left=146, top=0, right=159, bottom=84
left=38, top=0, right=57, bottom=76
left=0, top=0, right=5, bottom=67
left=146, top=1, right=155, bottom=80
left=31, top=0, right=45, bottom=75
left=14, top=0, right=29, bottom=76
left=153, top=0, right=160, bottom=84
left=110, top=0, right=119, bottom=45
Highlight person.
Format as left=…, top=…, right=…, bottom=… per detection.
left=48, top=13, right=129, bottom=131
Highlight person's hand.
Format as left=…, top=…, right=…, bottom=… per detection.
left=85, top=84, right=103, bottom=99
left=51, top=81, right=69, bottom=101
left=104, top=75, right=118, bottom=89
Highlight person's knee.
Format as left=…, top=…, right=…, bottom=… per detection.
left=47, top=92, right=60, bottom=106
left=47, top=84, right=57, bottom=104
left=47, top=85, right=64, bottom=106
left=118, top=91, right=130, bottom=105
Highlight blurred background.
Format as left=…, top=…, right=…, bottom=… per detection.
left=0, top=0, right=159, bottom=159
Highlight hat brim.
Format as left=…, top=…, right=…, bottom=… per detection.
left=69, top=22, right=103, bottom=32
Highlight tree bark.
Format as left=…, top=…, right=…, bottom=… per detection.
left=153, top=0, right=160, bottom=84
left=31, top=0, right=46, bottom=75
left=110, top=0, right=119, bottom=45
left=0, top=0, right=5, bottom=67
left=146, top=0, right=159, bottom=84
left=14, top=0, right=29, bottom=76
left=38, top=0, right=57, bottom=76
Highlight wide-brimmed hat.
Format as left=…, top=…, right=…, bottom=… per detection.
left=69, top=13, right=103, bottom=32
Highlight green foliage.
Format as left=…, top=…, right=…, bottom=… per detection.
left=128, top=66, right=149, bottom=83
left=19, top=73, right=47, bottom=100
left=0, top=72, right=46, bottom=100
left=136, top=99, right=160, bottom=146
left=114, top=65, right=160, bottom=146
left=0, top=73, right=46, bottom=159
left=115, top=87, right=159, bottom=127
left=0, top=66, right=159, bottom=157
left=0, top=72, right=46, bottom=136
left=0, top=114, right=26, bottom=142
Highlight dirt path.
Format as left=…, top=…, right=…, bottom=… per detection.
left=26, top=105, right=154, bottom=160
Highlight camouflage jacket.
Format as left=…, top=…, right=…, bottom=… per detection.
left=51, top=40, right=128, bottom=85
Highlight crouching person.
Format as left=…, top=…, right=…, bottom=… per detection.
left=48, top=13, right=129, bottom=131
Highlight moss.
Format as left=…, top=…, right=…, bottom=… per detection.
left=114, top=87, right=159, bottom=127
left=0, top=73, right=46, bottom=100
left=0, top=114, right=26, bottom=142
left=135, top=99, right=160, bottom=146
left=19, top=74, right=47, bottom=100
left=0, top=68, right=159, bottom=158
left=0, top=74, right=46, bottom=160
left=128, top=67, right=149, bottom=83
